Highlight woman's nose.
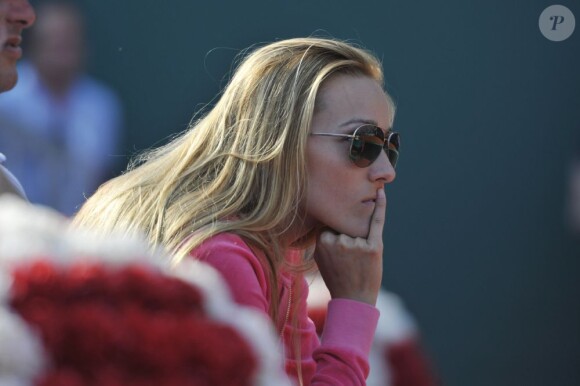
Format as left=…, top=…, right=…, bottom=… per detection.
left=369, top=150, right=396, bottom=184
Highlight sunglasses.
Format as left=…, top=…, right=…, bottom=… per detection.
left=311, top=124, right=400, bottom=168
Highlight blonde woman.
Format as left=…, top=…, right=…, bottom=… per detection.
left=73, top=37, right=400, bottom=385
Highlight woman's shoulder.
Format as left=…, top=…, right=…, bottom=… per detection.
left=189, top=232, right=271, bottom=310
left=190, top=232, right=253, bottom=259
left=196, top=232, right=246, bottom=245
left=189, top=232, right=267, bottom=281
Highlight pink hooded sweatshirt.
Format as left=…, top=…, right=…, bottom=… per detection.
left=191, top=232, right=379, bottom=385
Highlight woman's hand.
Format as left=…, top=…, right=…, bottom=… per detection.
left=313, top=188, right=386, bottom=306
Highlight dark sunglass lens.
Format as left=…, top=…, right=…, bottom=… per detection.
left=386, top=132, right=400, bottom=168
left=350, top=136, right=370, bottom=166
left=348, top=126, right=381, bottom=167
left=388, top=132, right=400, bottom=151
left=387, top=149, right=399, bottom=168
left=350, top=125, right=385, bottom=167
left=362, top=126, right=385, bottom=164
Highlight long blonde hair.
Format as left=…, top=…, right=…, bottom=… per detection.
left=73, top=36, right=385, bottom=315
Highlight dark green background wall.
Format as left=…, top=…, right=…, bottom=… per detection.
left=67, top=1, right=580, bottom=384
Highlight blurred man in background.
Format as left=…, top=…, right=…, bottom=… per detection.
left=0, top=0, right=35, bottom=199
left=0, top=0, right=123, bottom=215
left=0, top=0, right=34, bottom=91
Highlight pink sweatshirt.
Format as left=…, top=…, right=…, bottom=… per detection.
left=191, top=232, right=379, bottom=385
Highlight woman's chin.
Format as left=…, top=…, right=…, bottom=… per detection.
left=327, top=223, right=370, bottom=239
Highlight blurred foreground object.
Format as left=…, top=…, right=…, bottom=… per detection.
left=0, top=196, right=291, bottom=386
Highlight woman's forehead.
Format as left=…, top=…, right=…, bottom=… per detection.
left=313, top=74, right=393, bottom=128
